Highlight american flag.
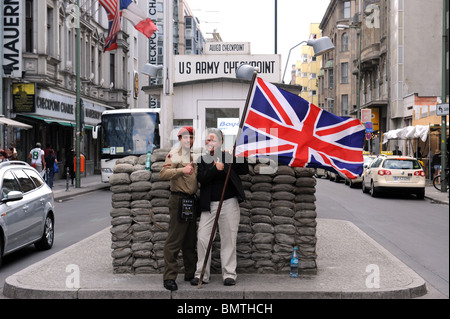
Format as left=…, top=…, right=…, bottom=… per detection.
left=235, top=77, right=365, bottom=179
left=100, top=0, right=121, bottom=51
left=99, top=0, right=157, bottom=52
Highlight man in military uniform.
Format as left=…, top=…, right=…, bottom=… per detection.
left=159, top=126, right=198, bottom=291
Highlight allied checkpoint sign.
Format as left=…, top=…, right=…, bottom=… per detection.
left=174, top=54, right=282, bottom=83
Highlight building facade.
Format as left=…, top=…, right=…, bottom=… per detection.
left=1, top=0, right=206, bottom=175
left=1, top=0, right=147, bottom=175
left=319, top=0, right=447, bottom=156
left=294, top=24, right=322, bottom=107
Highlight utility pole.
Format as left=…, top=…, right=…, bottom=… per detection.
left=440, top=0, right=447, bottom=192
left=274, top=0, right=277, bottom=54
left=75, top=0, right=81, bottom=188
left=161, top=0, right=174, bottom=148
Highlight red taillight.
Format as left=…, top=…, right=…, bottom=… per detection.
left=414, top=171, right=425, bottom=177
left=378, top=170, right=392, bottom=176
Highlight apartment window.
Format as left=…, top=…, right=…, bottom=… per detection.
left=47, top=7, right=54, bottom=57
left=341, top=33, right=348, bottom=52
left=110, top=53, right=115, bottom=87
left=341, top=62, right=349, bottom=83
left=328, top=69, right=334, bottom=88
left=344, top=1, right=351, bottom=19
left=98, top=50, right=102, bottom=85
left=26, top=0, right=34, bottom=52
left=342, top=95, right=349, bottom=115
left=186, top=39, right=192, bottom=50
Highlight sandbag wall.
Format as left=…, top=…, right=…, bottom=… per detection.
left=109, top=149, right=318, bottom=275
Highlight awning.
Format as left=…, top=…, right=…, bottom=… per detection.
left=17, top=114, right=92, bottom=129
left=19, top=114, right=76, bottom=127
left=382, top=125, right=429, bottom=144
left=0, top=116, right=33, bottom=129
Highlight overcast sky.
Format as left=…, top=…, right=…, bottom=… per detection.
left=186, top=0, right=331, bottom=82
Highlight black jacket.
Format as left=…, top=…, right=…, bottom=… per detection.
left=197, top=150, right=249, bottom=212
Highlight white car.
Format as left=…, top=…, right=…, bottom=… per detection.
left=0, top=161, right=55, bottom=267
left=346, top=155, right=377, bottom=188
left=361, top=155, right=426, bottom=199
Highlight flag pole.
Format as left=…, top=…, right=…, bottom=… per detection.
left=198, top=72, right=258, bottom=288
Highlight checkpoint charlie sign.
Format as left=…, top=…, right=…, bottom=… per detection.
left=174, top=54, right=281, bottom=83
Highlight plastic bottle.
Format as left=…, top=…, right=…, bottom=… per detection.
left=145, top=151, right=152, bottom=171
left=290, top=247, right=299, bottom=278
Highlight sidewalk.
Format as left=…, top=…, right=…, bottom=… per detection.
left=424, top=183, right=449, bottom=205
left=51, top=174, right=110, bottom=201
left=3, top=174, right=446, bottom=299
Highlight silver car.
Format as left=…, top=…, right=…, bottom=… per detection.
left=0, top=161, right=55, bottom=267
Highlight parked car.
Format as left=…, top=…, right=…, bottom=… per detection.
left=345, top=155, right=377, bottom=188
left=0, top=161, right=55, bottom=267
left=315, top=168, right=327, bottom=178
left=361, top=155, right=426, bottom=199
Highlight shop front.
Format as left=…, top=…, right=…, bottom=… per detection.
left=11, top=87, right=107, bottom=178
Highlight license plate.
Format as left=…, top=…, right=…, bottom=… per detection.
left=394, top=176, right=410, bottom=181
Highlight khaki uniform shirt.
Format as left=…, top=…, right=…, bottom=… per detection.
left=159, top=146, right=198, bottom=195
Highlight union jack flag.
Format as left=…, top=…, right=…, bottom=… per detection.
left=235, top=77, right=365, bottom=179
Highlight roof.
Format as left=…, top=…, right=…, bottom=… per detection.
left=141, top=77, right=302, bottom=96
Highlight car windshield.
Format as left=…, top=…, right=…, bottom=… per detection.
left=382, top=159, right=421, bottom=170
left=364, top=156, right=376, bottom=165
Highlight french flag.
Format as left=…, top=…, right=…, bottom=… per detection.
left=100, top=0, right=157, bottom=44
left=121, top=0, right=157, bottom=38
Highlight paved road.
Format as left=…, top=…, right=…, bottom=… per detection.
left=315, top=177, right=449, bottom=298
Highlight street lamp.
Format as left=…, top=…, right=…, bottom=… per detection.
left=236, top=64, right=259, bottom=81
left=282, top=36, right=335, bottom=84
left=142, top=64, right=163, bottom=78
left=337, top=24, right=362, bottom=120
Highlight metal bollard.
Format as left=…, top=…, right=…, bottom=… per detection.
left=66, top=167, right=70, bottom=192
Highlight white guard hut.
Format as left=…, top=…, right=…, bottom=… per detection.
left=142, top=45, right=302, bottom=150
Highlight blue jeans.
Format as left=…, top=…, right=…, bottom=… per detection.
left=47, top=169, right=55, bottom=189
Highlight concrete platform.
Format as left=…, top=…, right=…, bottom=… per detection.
left=3, top=218, right=427, bottom=299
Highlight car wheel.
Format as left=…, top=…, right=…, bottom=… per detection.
left=35, top=215, right=54, bottom=251
left=362, top=179, right=368, bottom=193
left=370, top=181, right=378, bottom=197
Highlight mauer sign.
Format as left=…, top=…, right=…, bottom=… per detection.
left=2, top=0, right=22, bottom=78
left=174, top=54, right=281, bottom=83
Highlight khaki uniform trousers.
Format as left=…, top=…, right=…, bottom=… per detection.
left=163, top=194, right=198, bottom=281
left=194, top=197, right=240, bottom=282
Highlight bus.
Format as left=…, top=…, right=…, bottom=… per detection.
left=94, top=108, right=160, bottom=182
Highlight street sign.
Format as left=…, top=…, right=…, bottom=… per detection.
left=436, top=103, right=449, bottom=116
left=361, top=109, right=372, bottom=123
left=365, top=132, right=372, bottom=140
left=365, top=122, right=373, bottom=133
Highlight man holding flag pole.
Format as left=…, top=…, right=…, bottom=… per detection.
left=196, top=66, right=365, bottom=288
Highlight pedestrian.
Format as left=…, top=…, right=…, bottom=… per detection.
left=392, top=145, right=402, bottom=155
left=44, top=143, right=52, bottom=157
left=432, top=149, right=441, bottom=181
left=159, top=126, right=198, bottom=291
left=191, top=128, right=249, bottom=287
left=65, top=148, right=75, bottom=185
left=6, top=146, right=18, bottom=161
left=0, top=150, right=8, bottom=163
left=28, top=142, right=46, bottom=173
left=45, top=149, right=58, bottom=189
